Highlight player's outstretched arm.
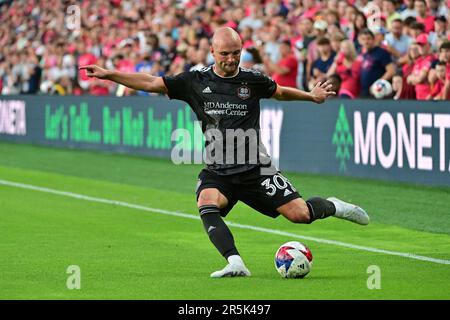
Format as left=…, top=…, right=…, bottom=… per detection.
left=272, top=81, right=336, bottom=104
left=79, top=65, right=168, bottom=94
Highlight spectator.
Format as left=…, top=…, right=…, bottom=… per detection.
left=428, top=16, right=448, bottom=51
left=327, top=73, right=342, bottom=95
left=301, top=0, right=321, bottom=19
left=415, top=0, right=435, bottom=33
left=427, top=0, right=444, bottom=16
left=350, top=11, right=367, bottom=53
left=358, top=28, right=396, bottom=97
left=392, top=73, right=404, bottom=99
left=238, top=3, right=264, bottom=31
left=241, top=47, right=264, bottom=72
left=428, top=38, right=449, bottom=85
left=400, top=0, right=418, bottom=20
left=309, top=37, right=336, bottom=90
left=436, top=40, right=450, bottom=99
left=240, top=26, right=255, bottom=49
left=403, top=16, right=419, bottom=37
left=306, top=19, right=328, bottom=85
left=263, top=40, right=298, bottom=88
left=89, top=58, right=111, bottom=96
left=189, top=49, right=209, bottom=71
left=262, top=24, right=282, bottom=64
left=410, top=21, right=426, bottom=38
left=0, top=0, right=448, bottom=99
left=407, top=33, right=434, bottom=99
left=327, top=39, right=362, bottom=98
left=399, top=43, right=421, bottom=99
left=384, top=19, right=412, bottom=63
left=330, top=33, right=346, bottom=54
left=427, top=61, right=447, bottom=99
left=382, top=0, right=401, bottom=29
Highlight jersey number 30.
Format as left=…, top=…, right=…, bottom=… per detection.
left=261, top=174, right=296, bottom=197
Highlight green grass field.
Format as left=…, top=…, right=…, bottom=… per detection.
left=0, top=142, right=449, bottom=300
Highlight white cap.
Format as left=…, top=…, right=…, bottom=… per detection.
left=313, top=20, right=328, bottom=31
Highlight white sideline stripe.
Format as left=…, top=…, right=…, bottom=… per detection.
left=1, top=179, right=450, bottom=266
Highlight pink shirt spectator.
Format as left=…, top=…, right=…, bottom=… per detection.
left=117, top=59, right=135, bottom=73
left=78, top=53, right=97, bottom=81
left=89, top=80, right=110, bottom=95
left=411, top=55, right=433, bottom=99
left=301, top=5, right=320, bottom=19
left=335, top=53, right=361, bottom=98
left=416, top=16, right=435, bottom=33
left=243, top=40, right=255, bottom=49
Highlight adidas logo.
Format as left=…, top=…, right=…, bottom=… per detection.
left=284, top=189, right=292, bottom=197
left=202, top=86, right=212, bottom=93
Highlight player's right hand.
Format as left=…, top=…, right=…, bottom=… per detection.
left=79, top=65, right=109, bottom=79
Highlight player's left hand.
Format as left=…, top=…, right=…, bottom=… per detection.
left=310, top=80, right=336, bottom=104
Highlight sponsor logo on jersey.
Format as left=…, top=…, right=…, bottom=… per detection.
left=203, top=101, right=249, bottom=116
left=202, top=87, right=212, bottom=93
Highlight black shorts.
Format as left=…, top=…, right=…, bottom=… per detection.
left=195, top=167, right=301, bottom=218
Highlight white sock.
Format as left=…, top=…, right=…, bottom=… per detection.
left=227, top=255, right=244, bottom=266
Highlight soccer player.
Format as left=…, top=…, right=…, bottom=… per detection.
left=80, top=27, right=369, bottom=278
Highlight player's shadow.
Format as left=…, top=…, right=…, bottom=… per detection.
left=254, top=272, right=356, bottom=281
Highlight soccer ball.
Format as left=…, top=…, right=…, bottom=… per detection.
left=370, top=79, right=393, bottom=99
left=274, top=241, right=313, bottom=278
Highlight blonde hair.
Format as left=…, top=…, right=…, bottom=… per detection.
left=340, top=39, right=357, bottom=60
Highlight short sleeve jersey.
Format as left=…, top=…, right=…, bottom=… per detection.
left=163, top=66, right=277, bottom=175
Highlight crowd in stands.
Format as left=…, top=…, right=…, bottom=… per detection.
left=0, top=0, right=449, bottom=99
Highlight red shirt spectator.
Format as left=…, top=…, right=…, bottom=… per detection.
left=264, top=41, right=298, bottom=88
left=416, top=15, right=435, bottom=33
left=429, top=78, right=444, bottom=98
left=414, top=0, right=435, bottom=33
left=78, top=52, right=97, bottom=81
left=411, top=54, right=433, bottom=99
left=401, top=62, right=417, bottom=99
left=335, top=52, right=362, bottom=98
left=272, top=54, right=298, bottom=88
left=89, top=79, right=110, bottom=95
left=301, top=0, right=321, bottom=19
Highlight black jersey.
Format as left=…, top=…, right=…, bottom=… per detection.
left=163, top=66, right=277, bottom=175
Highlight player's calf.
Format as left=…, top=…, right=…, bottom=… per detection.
left=278, top=197, right=337, bottom=224
left=277, top=198, right=311, bottom=223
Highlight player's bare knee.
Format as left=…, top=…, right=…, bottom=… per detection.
left=197, top=189, right=227, bottom=208
left=197, top=194, right=219, bottom=208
